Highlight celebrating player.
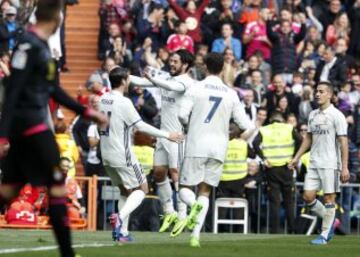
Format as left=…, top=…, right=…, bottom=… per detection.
left=99, top=66, right=183, bottom=242
left=172, top=52, right=254, bottom=246
left=130, top=49, right=194, bottom=233
left=288, top=81, right=350, bottom=245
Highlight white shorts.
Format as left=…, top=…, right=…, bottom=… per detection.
left=180, top=157, right=223, bottom=187
left=104, top=163, right=147, bottom=190
left=154, top=139, right=184, bottom=169
left=304, top=168, right=340, bottom=194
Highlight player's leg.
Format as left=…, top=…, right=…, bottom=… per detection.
left=117, top=186, right=130, bottom=237
left=154, top=141, right=178, bottom=231
left=108, top=164, right=147, bottom=242
left=266, top=167, right=282, bottom=234
left=303, top=168, right=325, bottom=218
left=23, top=131, right=75, bottom=257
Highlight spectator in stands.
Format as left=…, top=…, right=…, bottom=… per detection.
left=325, top=12, right=351, bottom=46
left=335, top=37, right=355, bottom=69
left=166, top=20, right=194, bottom=54
left=248, top=69, right=265, bottom=104
left=318, top=0, right=343, bottom=36
left=128, top=84, right=158, bottom=126
left=315, top=45, right=347, bottom=89
left=99, top=22, right=121, bottom=60
left=266, top=18, right=306, bottom=84
left=55, top=120, right=79, bottom=178
left=238, top=0, right=261, bottom=27
left=243, top=89, right=259, bottom=124
left=137, top=3, right=168, bottom=52
left=0, top=6, right=22, bottom=53
left=235, top=54, right=263, bottom=88
left=262, top=74, right=299, bottom=117
left=275, top=95, right=291, bottom=119
left=108, top=36, right=130, bottom=67
left=168, top=0, right=209, bottom=44
left=85, top=95, right=105, bottom=177
left=221, top=47, right=241, bottom=87
left=242, top=8, right=271, bottom=61
left=212, top=22, right=241, bottom=61
left=286, top=113, right=298, bottom=128
left=338, top=81, right=353, bottom=115
left=349, top=73, right=360, bottom=109
left=348, top=0, right=360, bottom=61
left=298, top=85, right=314, bottom=123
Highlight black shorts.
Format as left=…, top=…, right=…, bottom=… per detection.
left=1, top=130, right=62, bottom=187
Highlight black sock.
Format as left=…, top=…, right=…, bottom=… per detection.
left=48, top=197, right=75, bottom=257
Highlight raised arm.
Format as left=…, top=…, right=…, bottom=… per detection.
left=144, top=68, right=186, bottom=92
left=130, top=75, right=155, bottom=88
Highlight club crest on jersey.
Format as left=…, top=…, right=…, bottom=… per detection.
left=11, top=50, right=27, bottom=70
left=46, top=61, right=56, bottom=81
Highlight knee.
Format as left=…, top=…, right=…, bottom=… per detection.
left=153, top=167, right=168, bottom=182
left=198, top=183, right=212, bottom=197
left=303, top=192, right=316, bottom=204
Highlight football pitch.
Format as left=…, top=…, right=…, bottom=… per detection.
left=0, top=230, right=359, bottom=257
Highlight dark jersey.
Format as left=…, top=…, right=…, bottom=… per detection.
left=0, top=28, right=86, bottom=139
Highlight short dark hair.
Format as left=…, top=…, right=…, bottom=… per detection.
left=204, top=53, right=224, bottom=75
left=172, top=49, right=194, bottom=72
left=109, top=66, right=128, bottom=89
left=257, top=106, right=268, bottom=114
left=317, top=81, right=334, bottom=94
left=35, top=0, right=63, bottom=22
left=250, top=69, right=262, bottom=76
left=269, top=111, right=285, bottom=123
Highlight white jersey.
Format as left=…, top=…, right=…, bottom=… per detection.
left=179, top=75, right=254, bottom=162
left=99, top=90, right=142, bottom=167
left=160, top=73, right=194, bottom=132
left=307, top=104, right=347, bottom=169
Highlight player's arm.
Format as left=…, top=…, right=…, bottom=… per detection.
left=288, top=132, right=312, bottom=169
left=335, top=112, right=350, bottom=183
left=129, top=75, right=155, bottom=88
left=178, top=92, right=194, bottom=125
left=144, top=68, right=186, bottom=92
left=134, top=121, right=182, bottom=143
left=0, top=47, right=34, bottom=144
left=231, top=95, right=255, bottom=138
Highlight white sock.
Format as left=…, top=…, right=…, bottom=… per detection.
left=321, top=203, right=336, bottom=240
left=307, top=199, right=326, bottom=218
left=179, top=188, right=196, bottom=207
left=118, top=195, right=129, bottom=235
left=119, top=190, right=145, bottom=222
left=176, top=193, right=187, bottom=220
left=191, top=196, right=209, bottom=240
left=157, top=178, right=175, bottom=214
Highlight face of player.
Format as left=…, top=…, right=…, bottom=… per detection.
left=169, top=54, right=185, bottom=76
left=315, top=84, right=332, bottom=107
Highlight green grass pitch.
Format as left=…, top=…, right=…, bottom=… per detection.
left=0, top=230, right=359, bottom=257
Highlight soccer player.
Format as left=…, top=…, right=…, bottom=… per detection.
left=99, top=66, right=183, bottom=242
left=130, top=49, right=194, bottom=233
left=0, top=1, right=107, bottom=257
left=288, top=81, right=350, bottom=245
left=173, top=52, right=254, bottom=246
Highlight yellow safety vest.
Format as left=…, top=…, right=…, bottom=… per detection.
left=260, top=122, right=295, bottom=167
left=221, top=139, right=248, bottom=181
left=132, top=145, right=154, bottom=176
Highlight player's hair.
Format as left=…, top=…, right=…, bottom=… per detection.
left=204, top=52, right=224, bottom=75
left=109, top=66, right=128, bottom=89
left=172, top=49, right=194, bottom=72
left=317, top=81, right=334, bottom=94
left=35, top=0, right=63, bottom=22
left=269, top=111, right=285, bottom=123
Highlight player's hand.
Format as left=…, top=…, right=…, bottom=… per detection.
left=340, top=167, right=350, bottom=183
left=168, top=132, right=184, bottom=143
left=0, top=142, right=10, bottom=158
left=287, top=158, right=298, bottom=170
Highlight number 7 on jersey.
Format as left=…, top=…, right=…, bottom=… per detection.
left=204, top=96, right=222, bottom=123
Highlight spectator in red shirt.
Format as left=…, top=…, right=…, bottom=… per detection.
left=168, top=0, right=210, bottom=44
left=243, top=8, right=272, bottom=61
left=167, top=20, right=194, bottom=54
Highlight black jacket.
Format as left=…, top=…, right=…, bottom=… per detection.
left=266, top=22, right=306, bottom=75
left=0, top=21, right=22, bottom=52
left=315, top=57, right=348, bottom=89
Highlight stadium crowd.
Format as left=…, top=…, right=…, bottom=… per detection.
left=0, top=0, right=360, bottom=235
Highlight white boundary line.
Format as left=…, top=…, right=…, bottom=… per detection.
left=0, top=243, right=114, bottom=254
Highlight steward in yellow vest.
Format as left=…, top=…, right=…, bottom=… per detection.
left=132, top=145, right=154, bottom=176
left=252, top=111, right=301, bottom=234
